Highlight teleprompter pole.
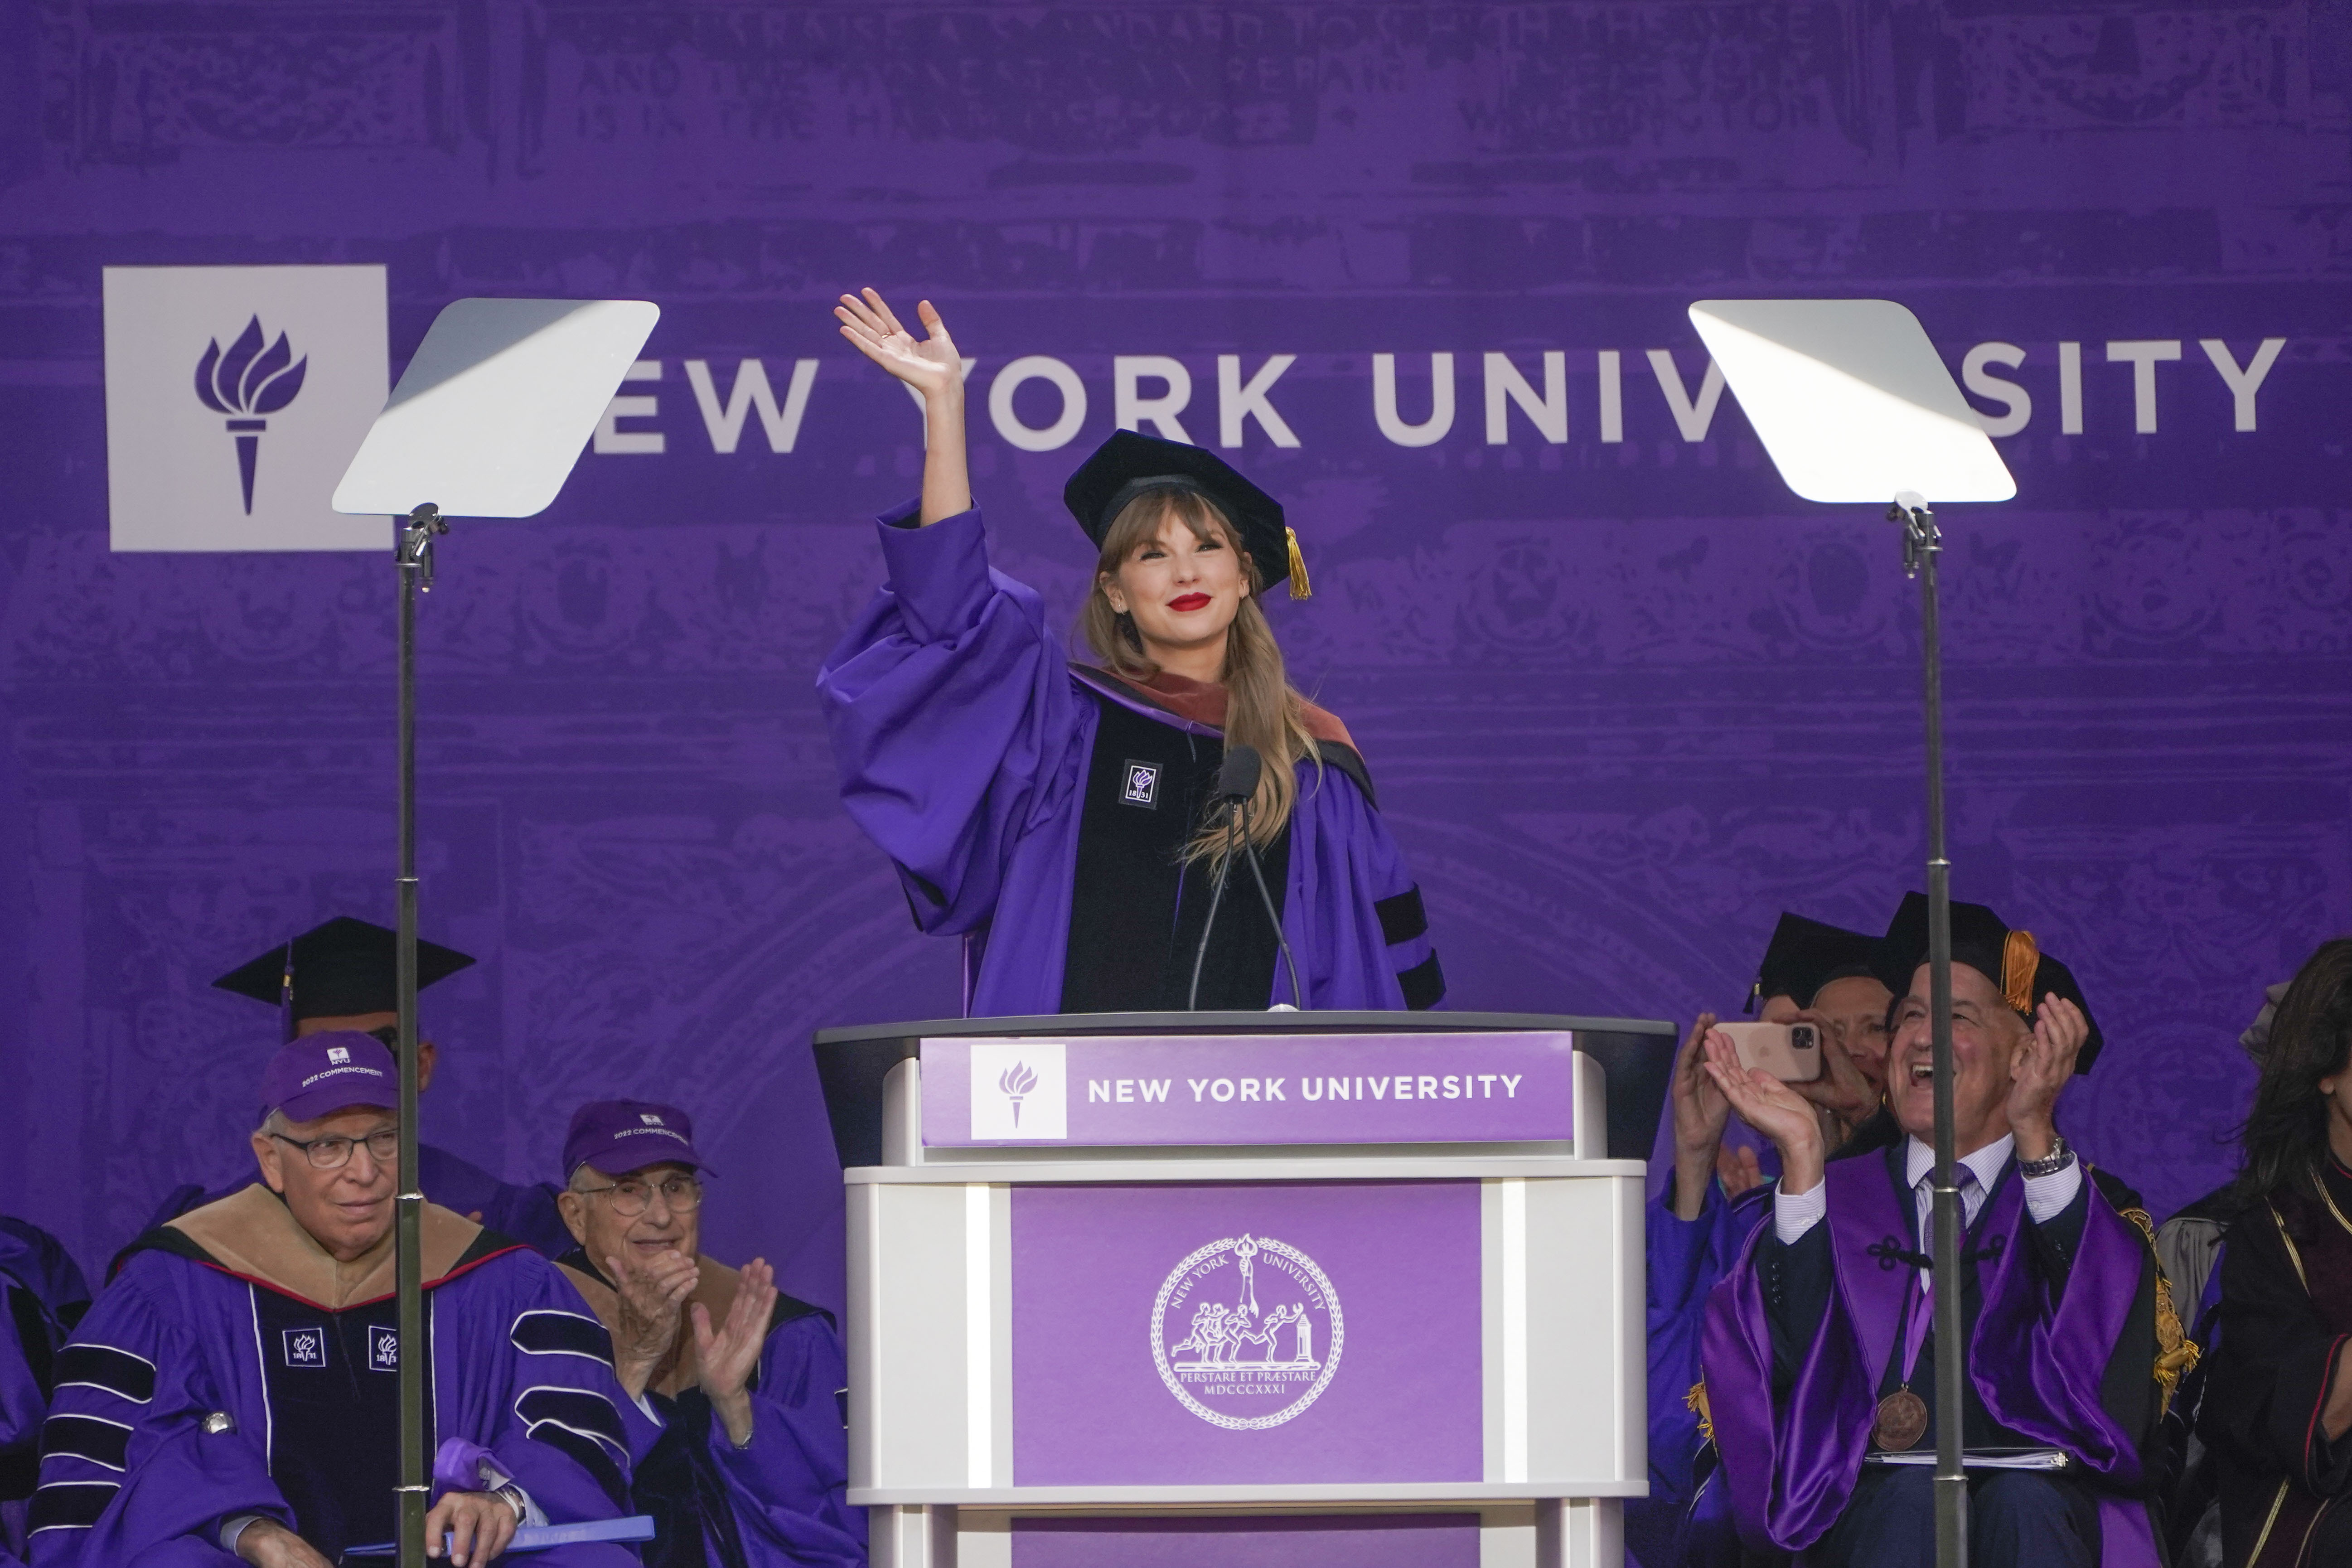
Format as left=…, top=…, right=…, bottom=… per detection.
left=395, top=503, right=447, bottom=1568
left=1892, top=491, right=1966, bottom=1568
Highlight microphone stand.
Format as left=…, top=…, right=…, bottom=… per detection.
left=394, top=503, right=447, bottom=1568
left=1185, top=802, right=1243, bottom=1011
left=1234, top=800, right=1305, bottom=1009
left=1892, top=492, right=1965, bottom=1568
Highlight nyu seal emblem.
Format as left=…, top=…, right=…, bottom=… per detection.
left=1150, top=1233, right=1341, bottom=1430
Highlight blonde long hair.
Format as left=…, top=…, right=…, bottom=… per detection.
left=1079, top=488, right=1320, bottom=861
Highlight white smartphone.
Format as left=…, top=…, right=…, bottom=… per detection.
left=1717, top=1021, right=1822, bottom=1082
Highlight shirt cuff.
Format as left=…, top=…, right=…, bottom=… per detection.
left=2023, top=1157, right=2084, bottom=1224
left=220, top=1514, right=265, bottom=1553
left=1774, top=1178, right=1828, bottom=1245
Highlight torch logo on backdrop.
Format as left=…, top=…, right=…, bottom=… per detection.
left=192, top=315, right=309, bottom=514
left=1151, top=1232, right=1342, bottom=1430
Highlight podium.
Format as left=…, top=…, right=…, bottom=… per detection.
left=815, top=1010, right=1671, bottom=1568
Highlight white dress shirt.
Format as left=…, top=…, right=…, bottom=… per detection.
left=1774, top=1132, right=2085, bottom=1282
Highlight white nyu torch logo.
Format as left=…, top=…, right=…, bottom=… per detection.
left=102, top=264, right=390, bottom=552
left=969, top=1042, right=1067, bottom=1141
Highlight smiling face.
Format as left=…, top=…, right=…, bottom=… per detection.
left=1814, top=973, right=1897, bottom=1091
left=1097, top=498, right=1250, bottom=674
left=252, top=1106, right=398, bottom=1263
left=1888, top=961, right=2031, bottom=1153
left=558, top=1161, right=702, bottom=1270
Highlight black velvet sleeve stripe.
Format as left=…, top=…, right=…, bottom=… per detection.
left=515, top=1387, right=627, bottom=1452
left=51, top=1345, right=154, bottom=1405
left=1374, top=886, right=1428, bottom=946
left=1400, top=952, right=1446, bottom=1011
left=524, top=1423, right=629, bottom=1510
left=1318, top=742, right=1377, bottom=808
left=770, top=1292, right=834, bottom=1334
left=38, top=1415, right=129, bottom=1471
left=28, top=1479, right=116, bottom=1532
left=511, top=1310, right=615, bottom=1365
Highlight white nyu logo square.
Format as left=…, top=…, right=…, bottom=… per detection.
left=102, top=265, right=390, bottom=552
left=368, top=1326, right=400, bottom=1372
left=968, top=1042, right=1067, bottom=1141
left=326, top=1046, right=350, bottom=1065
left=283, top=1328, right=327, bottom=1368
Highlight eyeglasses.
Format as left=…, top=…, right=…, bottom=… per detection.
left=271, top=1128, right=400, bottom=1171
left=576, top=1175, right=702, bottom=1218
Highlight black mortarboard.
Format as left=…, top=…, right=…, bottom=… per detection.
left=1061, top=431, right=1309, bottom=600
left=1873, top=892, right=2103, bottom=1073
left=1749, top=912, right=1883, bottom=1014
left=212, top=916, right=475, bottom=1035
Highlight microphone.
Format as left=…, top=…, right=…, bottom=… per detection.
left=1185, top=748, right=1262, bottom=1011
left=1184, top=746, right=1304, bottom=1011
left=1212, top=745, right=1263, bottom=805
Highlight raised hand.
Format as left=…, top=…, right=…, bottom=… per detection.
left=1792, top=1008, right=1880, bottom=1142
left=696, top=1257, right=779, bottom=1447
left=605, top=1245, right=697, bottom=1399
left=2005, top=994, right=2087, bottom=1160
left=836, top=290, right=962, bottom=400
left=1703, top=1030, right=1827, bottom=1195
left=1670, top=1013, right=1734, bottom=1219
left=834, top=287, right=971, bottom=525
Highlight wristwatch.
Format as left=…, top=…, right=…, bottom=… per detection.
left=2019, top=1136, right=2073, bottom=1178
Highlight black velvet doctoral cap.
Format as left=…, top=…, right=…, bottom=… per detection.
left=1750, top=912, right=1884, bottom=1012
left=212, top=915, right=476, bottom=1026
left=1062, top=430, right=1304, bottom=600
left=1873, top=891, right=2103, bottom=1073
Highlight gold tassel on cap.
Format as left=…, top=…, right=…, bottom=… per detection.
left=2002, top=928, right=2040, bottom=1016
left=1286, top=526, right=1312, bottom=599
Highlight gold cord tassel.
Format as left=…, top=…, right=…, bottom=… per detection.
left=2002, top=929, right=2040, bottom=1016
left=1686, top=1380, right=1714, bottom=1446
left=1285, top=526, right=1312, bottom=600
left=2119, top=1203, right=2202, bottom=1417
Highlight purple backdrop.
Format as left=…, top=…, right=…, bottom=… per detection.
left=1, top=3, right=2347, bottom=1310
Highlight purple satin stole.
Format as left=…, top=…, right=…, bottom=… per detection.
left=1701, top=1149, right=2161, bottom=1564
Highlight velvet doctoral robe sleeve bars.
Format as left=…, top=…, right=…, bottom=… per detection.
left=818, top=502, right=1442, bottom=1015
left=1699, top=1147, right=2169, bottom=1565
left=29, top=1192, right=647, bottom=1567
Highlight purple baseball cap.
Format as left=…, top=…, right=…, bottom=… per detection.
left=563, top=1099, right=715, bottom=1180
left=260, top=1031, right=399, bottom=1125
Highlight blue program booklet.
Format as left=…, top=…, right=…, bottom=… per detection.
left=344, top=1515, right=657, bottom=1556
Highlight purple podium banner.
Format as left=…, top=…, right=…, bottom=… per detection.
left=1010, top=1181, right=1485, bottom=1486
left=1007, top=1514, right=1481, bottom=1568
left=921, top=1032, right=1575, bottom=1149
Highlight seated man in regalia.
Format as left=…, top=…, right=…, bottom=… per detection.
left=30, top=1033, right=653, bottom=1568
left=550, top=1100, right=864, bottom=1568
left=1698, top=895, right=2191, bottom=1568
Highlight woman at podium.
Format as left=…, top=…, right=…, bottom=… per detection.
left=818, top=288, right=1443, bottom=1016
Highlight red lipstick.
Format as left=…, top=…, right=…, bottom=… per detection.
left=1168, top=593, right=1211, bottom=612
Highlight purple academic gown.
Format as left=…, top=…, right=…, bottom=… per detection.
left=145, top=1145, right=571, bottom=1260
left=1700, top=1152, right=2163, bottom=1567
left=818, top=503, right=1437, bottom=1015
left=1, top=1220, right=88, bottom=1568
left=30, top=1223, right=653, bottom=1566
left=640, top=1313, right=861, bottom=1568
left=558, top=1252, right=864, bottom=1568
left=1635, top=1180, right=1773, bottom=1568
